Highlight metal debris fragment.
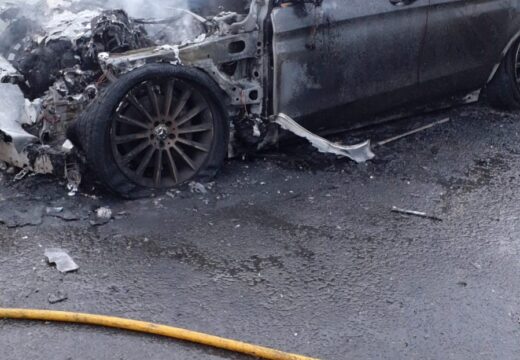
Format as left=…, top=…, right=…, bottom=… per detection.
left=46, top=207, right=64, bottom=215
left=377, top=118, right=450, bottom=147
left=274, top=113, right=375, bottom=163
left=90, top=206, right=112, bottom=226
left=67, top=183, right=78, bottom=197
left=189, top=181, right=208, bottom=194
left=0, top=84, right=58, bottom=175
left=0, top=84, right=38, bottom=152
left=13, top=168, right=30, bottom=181
left=61, top=140, right=74, bottom=153
left=96, top=207, right=112, bottom=219
left=43, top=9, right=100, bottom=43
left=48, top=291, right=68, bottom=304
left=44, top=248, right=79, bottom=273
left=0, top=54, right=22, bottom=82
left=45, top=206, right=81, bottom=221
left=391, top=206, right=443, bottom=222
left=471, top=262, right=482, bottom=270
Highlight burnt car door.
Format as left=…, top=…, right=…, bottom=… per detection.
left=270, top=0, right=429, bottom=130
left=419, top=0, right=513, bottom=99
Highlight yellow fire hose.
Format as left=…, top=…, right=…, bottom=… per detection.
left=0, top=308, right=318, bottom=360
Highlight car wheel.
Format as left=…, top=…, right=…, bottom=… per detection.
left=70, top=63, right=229, bottom=196
left=485, top=39, right=520, bottom=110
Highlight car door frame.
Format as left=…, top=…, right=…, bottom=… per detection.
left=418, top=0, right=516, bottom=101
left=269, top=0, right=430, bottom=130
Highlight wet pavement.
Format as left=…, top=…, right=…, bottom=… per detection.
left=1, top=104, right=520, bottom=359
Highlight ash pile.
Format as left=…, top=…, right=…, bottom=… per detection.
left=0, top=0, right=204, bottom=178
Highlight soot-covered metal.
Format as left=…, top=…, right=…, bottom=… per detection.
left=0, top=0, right=265, bottom=184
left=0, top=0, right=518, bottom=195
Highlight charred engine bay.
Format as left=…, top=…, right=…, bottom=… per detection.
left=0, top=5, right=188, bottom=135
left=0, top=0, right=247, bottom=182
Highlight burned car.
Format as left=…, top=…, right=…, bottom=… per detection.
left=1, top=0, right=520, bottom=195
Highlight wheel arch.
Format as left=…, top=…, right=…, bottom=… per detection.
left=159, top=63, right=232, bottom=123
left=487, top=29, right=520, bottom=83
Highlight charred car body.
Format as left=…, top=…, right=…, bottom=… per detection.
left=1, top=0, right=520, bottom=195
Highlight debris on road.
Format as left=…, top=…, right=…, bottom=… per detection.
left=48, top=291, right=68, bottom=304
left=471, top=262, right=482, bottom=270
left=45, top=206, right=81, bottom=221
left=90, top=206, right=113, bottom=226
left=96, top=207, right=112, bottom=219
left=45, top=207, right=64, bottom=215
left=13, top=168, right=31, bottom=181
left=44, top=248, right=79, bottom=273
left=189, top=181, right=208, bottom=194
left=67, top=182, right=79, bottom=197
left=274, top=113, right=375, bottom=163
left=377, top=118, right=451, bottom=147
left=391, top=206, right=443, bottom=222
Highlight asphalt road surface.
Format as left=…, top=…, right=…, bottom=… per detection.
left=1, top=104, right=520, bottom=360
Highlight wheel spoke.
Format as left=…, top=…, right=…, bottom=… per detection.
left=176, top=138, right=209, bottom=152
left=116, top=115, right=149, bottom=130
left=112, top=77, right=214, bottom=188
left=171, top=89, right=192, bottom=120
left=136, top=147, right=155, bottom=176
left=154, top=150, right=163, bottom=186
left=122, top=141, right=150, bottom=165
left=166, top=149, right=179, bottom=183
left=147, top=83, right=161, bottom=117
left=127, top=93, right=154, bottom=123
left=176, top=103, right=208, bottom=127
left=172, top=143, right=196, bottom=170
left=163, top=80, right=174, bottom=116
left=177, top=124, right=212, bottom=134
left=115, top=132, right=149, bottom=144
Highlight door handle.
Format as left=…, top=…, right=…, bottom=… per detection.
left=389, top=0, right=417, bottom=5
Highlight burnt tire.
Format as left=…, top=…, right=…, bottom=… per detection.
left=69, top=63, right=229, bottom=196
left=485, top=39, right=520, bottom=110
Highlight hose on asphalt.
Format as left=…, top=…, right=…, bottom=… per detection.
left=0, top=308, right=318, bottom=360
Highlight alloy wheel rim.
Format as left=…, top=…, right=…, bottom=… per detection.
left=111, top=78, right=215, bottom=188
left=515, top=43, right=520, bottom=85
